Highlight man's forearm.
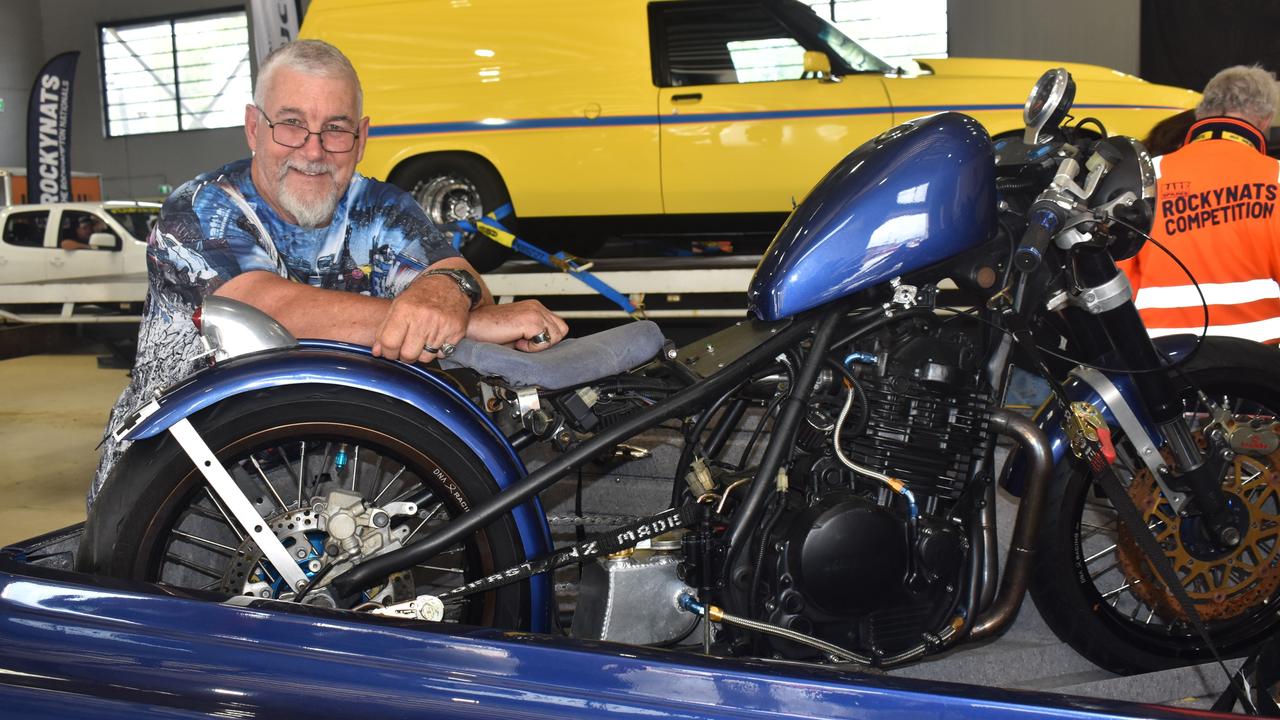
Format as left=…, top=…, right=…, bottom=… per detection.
left=214, top=271, right=393, bottom=344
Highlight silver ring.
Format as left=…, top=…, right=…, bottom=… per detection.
left=440, top=342, right=456, bottom=358
left=530, top=329, right=551, bottom=345
left=423, top=343, right=440, bottom=354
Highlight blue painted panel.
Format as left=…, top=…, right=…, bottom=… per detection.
left=0, top=561, right=1215, bottom=719
left=117, top=340, right=552, bottom=630
left=748, top=112, right=996, bottom=321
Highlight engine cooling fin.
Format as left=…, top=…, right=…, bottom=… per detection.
left=842, top=376, right=993, bottom=514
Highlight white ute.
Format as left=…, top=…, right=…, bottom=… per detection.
left=0, top=201, right=158, bottom=284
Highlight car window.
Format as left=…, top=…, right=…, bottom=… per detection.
left=61, top=210, right=120, bottom=251
left=655, top=3, right=809, bottom=86
left=2, top=211, right=50, bottom=248
left=775, top=1, right=893, bottom=74
left=106, top=206, right=160, bottom=241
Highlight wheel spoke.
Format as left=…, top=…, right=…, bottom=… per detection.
left=319, top=442, right=334, bottom=479
left=373, top=466, right=407, bottom=504
left=172, top=530, right=237, bottom=555
left=297, top=440, right=307, bottom=506
left=1085, top=543, right=1118, bottom=564
left=1101, top=577, right=1140, bottom=600
left=415, top=564, right=464, bottom=574
left=203, top=488, right=245, bottom=542
left=249, top=454, right=288, bottom=511
left=406, top=502, right=445, bottom=541
left=163, top=551, right=224, bottom=579
left=267, top=444, right=302, bottom=507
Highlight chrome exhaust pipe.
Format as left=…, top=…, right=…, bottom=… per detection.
left=968, top=408, right=1053, bottom=641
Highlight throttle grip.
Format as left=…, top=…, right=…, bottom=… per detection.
left=1014, top=206, right=1064, bottom=273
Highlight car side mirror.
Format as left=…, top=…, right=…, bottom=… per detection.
left=89, top=232, right=116, bottom=249
left=802, top=51, right=835, bottom=82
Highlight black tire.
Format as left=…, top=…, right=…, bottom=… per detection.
left=1031, top=337, right=1280, bottom=673
left=392, top=154, right=514, bottom=272
left=79, top=384, right=529, bottom=629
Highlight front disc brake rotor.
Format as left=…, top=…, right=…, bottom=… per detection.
left=1116, top=440, right=1280, bottom=621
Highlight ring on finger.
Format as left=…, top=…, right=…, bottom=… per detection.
left=440, top=342, right=456, bottom=358
left=423, top=342, right=440, bottom=354
left=531, top=328, right=551, bottom=345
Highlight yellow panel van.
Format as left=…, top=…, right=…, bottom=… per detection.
left=301, top=0, right=1198, bottom=269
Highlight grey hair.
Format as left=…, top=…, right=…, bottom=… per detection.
left=1195, top=65, right=1278, bottom=129
left=253, top=39, right=363, bottom=115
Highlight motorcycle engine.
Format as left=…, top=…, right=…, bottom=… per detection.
left=756, top=322, right=993, bottom=659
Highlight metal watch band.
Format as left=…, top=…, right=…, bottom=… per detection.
left=422, top=269, right=481, bottom=309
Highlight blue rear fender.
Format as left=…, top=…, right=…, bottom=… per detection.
left=117, top=339, right=553, bottom=629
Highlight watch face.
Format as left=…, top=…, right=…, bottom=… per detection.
left=454, top=270, right=480, bottom=295
left=439, top=269, right=481, bottom=306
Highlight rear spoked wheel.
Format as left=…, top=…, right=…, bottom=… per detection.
left=80, top=385, right=529, bottom=629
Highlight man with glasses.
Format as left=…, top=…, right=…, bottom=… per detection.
left=88, top=39, right=566, bottom=506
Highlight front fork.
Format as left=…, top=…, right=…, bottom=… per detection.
left=1057, top=248, right=1240, bottom=548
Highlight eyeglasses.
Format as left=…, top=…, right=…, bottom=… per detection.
left=254, top=106, right=358, bottom=153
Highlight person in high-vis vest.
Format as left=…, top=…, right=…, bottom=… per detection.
left=1122, top=65, right=1280, bottom=345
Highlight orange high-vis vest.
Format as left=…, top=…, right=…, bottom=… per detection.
left=1122, top=117, right=1280, bottom=344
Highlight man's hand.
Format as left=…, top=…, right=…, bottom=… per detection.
left=372, top=273, right=471, bottom=362
left=467, top=300, right=568, bottom=352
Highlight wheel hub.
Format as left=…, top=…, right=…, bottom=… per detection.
left=221, top=491, right=419, bottom=604
left=414, top=175, right=482, bottom=225
left=1116, top=441, right=1280, bottom=622
left=221, top=507, right=325, bottom=599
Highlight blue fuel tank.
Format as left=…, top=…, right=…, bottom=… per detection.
left=748, top=112, right=996, bottom=320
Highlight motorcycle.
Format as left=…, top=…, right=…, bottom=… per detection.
left=80, top=69, right=1280, bottom=677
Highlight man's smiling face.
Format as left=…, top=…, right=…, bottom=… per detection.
left=245, top=66, right=368, bottom=228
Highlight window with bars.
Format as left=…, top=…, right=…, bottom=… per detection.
left=804, top=0, right=947, bottom=66
left=99, top=9, right=253, bottom=137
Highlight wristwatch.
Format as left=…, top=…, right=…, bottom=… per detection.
left=422, top=268, right=482, bottom=309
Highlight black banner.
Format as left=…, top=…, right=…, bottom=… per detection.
left=1140, top=0, right=1280, bottom=92
left=26, top=51, right=79, bottom=204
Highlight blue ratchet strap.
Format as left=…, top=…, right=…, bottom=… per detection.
left=447, top=206, right=641, bottom=316
left=446, top=203, right=513, bottom=249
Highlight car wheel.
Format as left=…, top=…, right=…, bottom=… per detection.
left=394, top=155, right=514, bottom=272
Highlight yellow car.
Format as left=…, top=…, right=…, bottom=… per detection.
left=302, top=0, right=1198, bottom=269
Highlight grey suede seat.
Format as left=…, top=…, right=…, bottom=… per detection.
left=441, top=320, right=665, bottom=390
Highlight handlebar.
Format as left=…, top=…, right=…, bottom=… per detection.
left=1014, top=204, right=1067, bottom=273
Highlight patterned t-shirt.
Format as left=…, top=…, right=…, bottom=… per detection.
left=90, top=158, right=456, bottom=504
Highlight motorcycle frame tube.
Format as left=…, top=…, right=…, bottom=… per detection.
left=721, top=309, right=845, bottom=611
left=116, top=340, right=555, bottom=630
left=331, top=316, right=817, bottom=599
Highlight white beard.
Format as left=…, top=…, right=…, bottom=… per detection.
left=275, top=160, right=343, bottom=228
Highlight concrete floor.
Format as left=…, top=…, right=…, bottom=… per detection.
left=0, top=353, right=128, bottom=546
